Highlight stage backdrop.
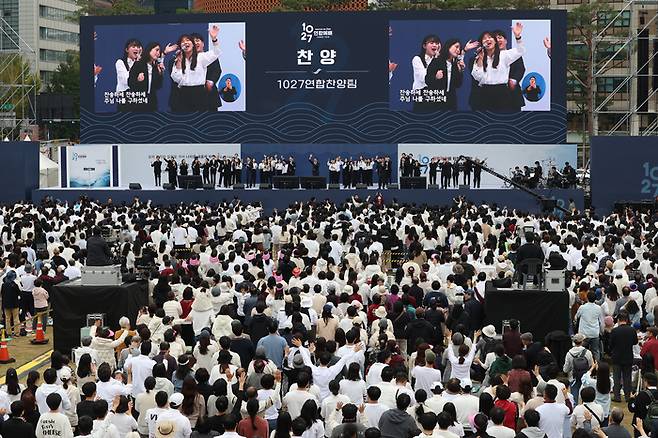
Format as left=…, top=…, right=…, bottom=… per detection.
left=63, top=144, right=112, bottom=188
left=397, top=144, right=576, bottom=188
left=591, top=136, right=658, bottom=213
left=118, top=143, right=240, bottom=188
left=80, top=10, right=567, bottom=145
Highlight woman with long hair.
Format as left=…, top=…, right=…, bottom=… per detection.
left=193, top=332, right=219, bottom=373
left=238, top=398, right=270, bottom=438
left=410, top=34, right=441, bottom=112
left=339, top=362, right=367, bottom=404
left=272, top=411, right=292, bottom=438
left=135, top=376, right=157, bottom=437
left=471, top=23, right=525, bottom=111
left=316, top=305, right=338, bottom=341
left=179, top=375, right=206, bottom=428
left=425, top=38, right=478, bottom=111
left=20, top=389, right=40, bottom=429
left=76, top=353, right=97, bottom=387
left=109, top=395, right=138, bottom=435
left=170, top=26, right=220, bottom=112
left=115, top=38, right=142, bottom=111
left=298, top=399, right=324, bottom=438
left=443, top=402, right=465, bottom=437
left=1, top=368, right=24, bottom=403
left=581, top=361, right=613, bottom=424
left=128, top=41, right=169, bottom=112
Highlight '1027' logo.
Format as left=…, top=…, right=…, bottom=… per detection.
left=641, top=162, right=658, bottom=196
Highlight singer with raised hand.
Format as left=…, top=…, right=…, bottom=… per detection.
left=471, top=22, right=525, bottom=111
left=171, top=25, right=221, bottom=112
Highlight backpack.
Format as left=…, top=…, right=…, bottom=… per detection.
left=644, top=389, right=658, bottom=428
left=570, top=349, right=589, bottom=379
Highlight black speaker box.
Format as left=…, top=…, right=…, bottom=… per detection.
left=203, top=184, right=214, bottom=190
left=233, top=183, right=245, bottom=189
left=128, top=183, right=142, bottom=190
left=428, top=184, right=440, bottom=189
left=273, top=176, right=300, bottom=189
left=328, top=183, right=340, bottom=189
left=259, top=183, right=271, bottom=189
left=356, top=183, right=367, bottom=189
left=163, top=183, right=174, bottom=190
left=300, top=176, right=327, bottom=189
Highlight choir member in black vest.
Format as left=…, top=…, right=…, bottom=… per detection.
left=428, top=157, right=439, bottom=185
left=165, top=157, right=178, bottom=187
left=202, top=158, right=211, bottom=185
left=210, top=155, right=218, bottom=186
left=309, top=154, right=320, bottom=176
left=151, top=156, right=162, bottom=186
left=192, top=157, right=201, bottom=176
left=179, top=159, right=189, bottom=176
left=127, top=42, right=164, bottom=112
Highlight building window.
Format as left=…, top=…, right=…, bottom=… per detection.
left=40, top=49, right=68, bottom=63
left=40, top=70, right=55, bottom=85
left=598, top=11, right=631, bottom=29
left=39, top=27, right=79, bottom=44
left=39, top=5, right=73, bottom=21
left=596, top=77, right=626, bottom=93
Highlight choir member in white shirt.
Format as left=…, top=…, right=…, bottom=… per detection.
left=171, top=26, right=221, bottom=112
left=471, top=22, right=525, bottom=111
left=411, top=34, right=440, bottom=112
left=115, top=38, right=142, bottom=111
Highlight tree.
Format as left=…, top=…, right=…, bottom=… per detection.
left=567, top=1, right=613, bottom=140
left=70, top=0, right=153, bottom=23
left=0, top=53, right=40, bottom=138
left=45, top=52, right=80, bottom=140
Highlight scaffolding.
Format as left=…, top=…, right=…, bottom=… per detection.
left=0, top=16, right=37, bottom=141
left=592, top=0, right=658, bottom=136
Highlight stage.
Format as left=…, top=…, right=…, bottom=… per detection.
left=33, top=188, right=584, bottom=214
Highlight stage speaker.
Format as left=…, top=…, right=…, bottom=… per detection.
left=300, top=176, right=326, bottom=189
left=400, top=177, right=427, bottom=189
left=259, top=183, right=271, bottom=190
left=356, top=183, right=367, bottom=189
left=233, top=183, right=245, bottom=189
left=163, top=183, right=175, bottom=190
left=428, top=184, right=440, bottom=189
left=459, top=184, right=469, bottom=190
left=273, top=176, right=300, bottom=189
left=328, top=183, right=340, bottom=189
left=540, top=199, right=557, bottom=212
left=203, top=184, right=214, bottom=190
left=389, top=183, right=399, bottom=189
left=128, top=183, right=142, bottom=190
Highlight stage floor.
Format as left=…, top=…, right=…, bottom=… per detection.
left=33, top=187, right=584, bottom=213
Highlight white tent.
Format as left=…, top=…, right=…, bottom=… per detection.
left=39, top=153, right=59, bottom=188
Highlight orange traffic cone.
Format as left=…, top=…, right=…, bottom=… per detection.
left=31, top=323, right=49, bottom=345
left=0, top=337, right=15, bottom=364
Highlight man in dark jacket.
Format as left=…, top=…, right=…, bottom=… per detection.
left=248, top=302, right=272, bottom=347
left=378, top=393, right=420, bottom=438
left=515, top=233, right=545, bottom=268
left=86, top=227, right=112, bottom=266
left=230, top=320, right=255, bottom=368
left=1, top=401, right=36, bottom=437
left=611, top=311, right=638, bottom=402
left=404, top=307, right=436, bottom=355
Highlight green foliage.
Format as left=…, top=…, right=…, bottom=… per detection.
left=0, top=54, right=40, bottom=120
left=70, top=0, right=154, bottom=23
left=46, top=52, right=81, bottom=140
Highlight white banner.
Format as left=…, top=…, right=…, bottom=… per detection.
left=118, top=143, right=241, bottom=188
left=398, top=144, right=576, bottom=188
left=66, top=145, right=112, bottom=188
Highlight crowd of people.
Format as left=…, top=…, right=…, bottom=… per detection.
left=0, top=195, right=656, bottom=438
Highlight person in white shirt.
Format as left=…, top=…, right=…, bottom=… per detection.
left=125, top=342, right=156, bottom=397
left=63, top=260, right=81, bottom=280
left=282, top=371, right=319, bottom=420
left=411, top=350, right=443, bottom=395
left=536, top=384, right=573, bottom=438
left=570, top=386, right=605, bottom=432
left=35, top=393, right=74, bottom=438
left=91, top=399, right=121, bottom=438
left=471, top=23, right=525, bottom=111
left=115, top=38, right=143, bottom=107
left=486, top=407, right=515, bottom=438
left=154, top=393, right=193, bottom=438
left=146, top=391, right=171, bottom=438
left=35, top=368, right=71, bottom=415
left=363, top=386, right=389, bottom=429
left=170, top=26, right=220, bottom=112
left=171, top=222, right=188, bottom=248
left=96, top=362, right=133, bottom=406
